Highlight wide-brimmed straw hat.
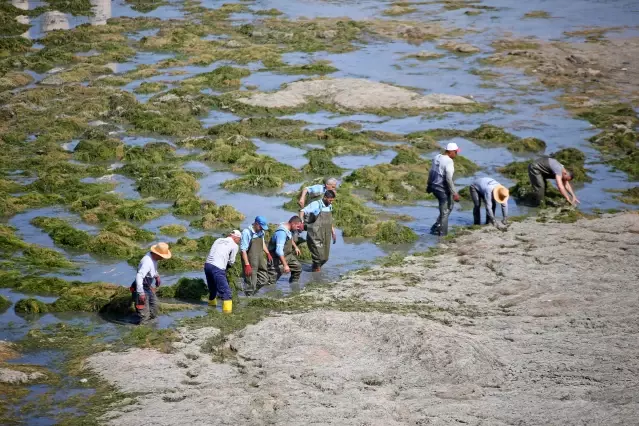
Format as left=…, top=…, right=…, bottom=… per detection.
left=493, top=185, right=510, bottom=204
left=150, top=242, right=172, bottom=259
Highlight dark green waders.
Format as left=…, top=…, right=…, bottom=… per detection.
left=242, top=236, right=269, bottom=296
left=307, top=210, right=333, bottom=270
left=268, top=231, right=302, bottom=285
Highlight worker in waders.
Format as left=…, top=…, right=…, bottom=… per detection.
left=131, top=242, right=171, bottom=325
left=298, top=177, right=338, bottom=208
left=528, top=157, right=579, bottom=207
left=268, top=216, right=305, bottom=285
left=240, top=216, right=272, bottom=296
left=426, top=142, right=461, bottom=237
left=300, top=190, right=336, bottom=272
left=469, top=177, right=509, bottom=230
left=204, top=230, right=241, bottom=314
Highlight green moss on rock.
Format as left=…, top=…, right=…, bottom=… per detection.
left=0, top=294, right=11, bottom=313
left=616, top=186, right=639, bottom=205
left=15, top=298, right=49, bottom=314
left=103, top=221, right=155, bottom=242
left=30, top=217, right=92, bottom=249
left=74, top=138, right=125, bottom=162
left=302, top=149, right=343, bottom=176
left=371, top=220, right=418, bottom=244
left=159, top=224, right=187, bottom=236
left=137, top=170, right=200, bottom=200
left=182, top=66, right=250, bottom=88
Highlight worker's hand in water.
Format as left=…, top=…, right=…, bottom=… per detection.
left=243, top=264, right=252, bottom=277
left=284, top=265, right=291, bottom=274
left=572, top=196, right=581, bottom=206
left=266, top=252, right=273, bottom=263
left=453, top=193, right=461, bottom=202
left=139, top=293, right=146, bottom=304
left=155, top=276, right=161, bottom=287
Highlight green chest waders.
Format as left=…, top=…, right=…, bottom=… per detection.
left=243, top=236, right=269, bottom=295
left=307, top=209, right=333, bottom=270
left=268, top=232, right=302, bottom=285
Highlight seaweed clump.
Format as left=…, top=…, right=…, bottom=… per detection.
left=302, top=149, right=343, bottom=176
left=157, top=277, right=208, bottom=300
left=370, top=220, right=418, bottom=244
left=159, top=224, right=187, bottom=236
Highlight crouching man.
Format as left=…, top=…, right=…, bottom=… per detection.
left=131, top=242, right=171, bottom=325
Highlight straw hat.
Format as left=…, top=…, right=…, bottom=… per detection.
left=493, top=185, right=510, bottom=204
left=150, top=242, right=172, bottom=259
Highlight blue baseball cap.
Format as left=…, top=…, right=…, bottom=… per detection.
left=254, top=216, right=269, bottom=230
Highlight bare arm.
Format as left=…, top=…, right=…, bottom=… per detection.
left=240, top=250, right=250, bottom=266
left=298, top=188, right=308, bottom=208
left=262, top=239, right=269, bottom=255
left=555, top=175, right=573, bottom=204
left=564, top=181, right=580, bottom=204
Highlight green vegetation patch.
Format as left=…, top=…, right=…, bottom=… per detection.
left=157, top=277, right=208, bottom=300
left=103, top=221, right=155, bottom=242
left=615, top=186, right=639, bottom=205
left=370, top=220, right=418, bottom=244
left=71, top=193, right=166, bottom=223
left=182, top=66, right=250, bottom=89
left=133, top=82, right=168, bottom=94
left=268, top=60, right=338, bottom=75
left=159, top=224, right=187, bottom=236
left=523, top=10, right=551, bottom=19
left=302, top=149, right=343, bottom=176
left=125, top=0, right=168, bottom=13
left=74, top=137, right=125, bottom=162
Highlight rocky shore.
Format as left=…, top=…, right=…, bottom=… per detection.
left=87, top=212, right=639, bottom=425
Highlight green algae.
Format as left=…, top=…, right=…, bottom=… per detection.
left=222, top=174, right=285, bottom=191
left=86, top=231, right=141, bottom=259
left=610, top=151, right=639, bottom=180
left=269, top=60, right=338, bottom=75
left=74, top=138, right=125, bottom=162
left=190, top=206, right=245, bottom=230
left=523, top=10, right=551, bottom=19
left=254, top=8, right=283, bottom=16
left=233, top=154, right=302, bottom=181
left=103, top=221, right=155, bottom=242
left=71, top=193, right=166, bottom=223
left=0, top=294, right=10, bottom=313
left=0, top=71, right=33, bottom=91
left=575, top=103, right=637, bottom=128
left=126, top=0, right=167, bottom=13
left=133, top=82, right=168, bottom=94
left=22, top=246, right=76, bottom=270
left=207, top=117, right=307, bottom=141
left=615, top=187, right=639, bottom=205
left=31, top=217, right=92, bottom=249
left=390, top=146, right=423, bottom=165
left=157, top=277, right=207, bottom=300
left=159, top=224, right=187, bottom=236
left=0, top=192, right=63, bottom=218
left=467, top=124, right=519, bottom=144
left=137, top=170, right=200, bottom=200
left=371, top=220, right=418, bottom=244
left=198, top=136, right=258, bottom=164
left=15, top=298, right=48, bottom=314
left=182, top=66, right=251, bottom=89
left=302, top=149, right=343, bottom=176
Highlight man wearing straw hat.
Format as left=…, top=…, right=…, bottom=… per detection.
left=469, top=177, right=509, bottom=230
left=132, top=242, right=172, bottom=325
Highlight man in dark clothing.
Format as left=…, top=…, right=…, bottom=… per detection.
left=427, top=142, right=461, bottom=237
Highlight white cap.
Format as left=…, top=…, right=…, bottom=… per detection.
left=230, top=230, right=241, bottom=238
left=445, top=142, right=460, bottom=152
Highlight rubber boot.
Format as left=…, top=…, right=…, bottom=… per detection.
left=208, top=298, right=217, bottom=307
left=222, top=300, right=232, bottom=314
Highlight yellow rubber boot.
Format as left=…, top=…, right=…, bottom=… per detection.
left=208, top=298, right=217, bottom=307
left=222, top=300, right=232, bottom=314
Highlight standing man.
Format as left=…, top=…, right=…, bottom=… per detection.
left=298, top=177, right=338, bottom=208
left=268, top=216, right=305, bottom=285
left=528, top=157, right=579, bottom=206
left=427, top=142, right=461, bottom=237
left=131, top=242, right=171, bottom=325
left=469, top=177, right=509, bottom=230
left=204, top=230, right=241, bottom=314
left=300, top=190, right=336, bottom=272
left=240, top=216, right=272, bottom=296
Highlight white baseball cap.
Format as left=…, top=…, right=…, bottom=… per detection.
left=446, top=142, right=460, bottom=152
left=230, top=230, right=241, bottom=238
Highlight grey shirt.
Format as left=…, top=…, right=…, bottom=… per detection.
left=427, top=154, right=457, bottom=194
left=471, top=177, right=508, bottom=223
left=532, top=157, right=564, bottom=179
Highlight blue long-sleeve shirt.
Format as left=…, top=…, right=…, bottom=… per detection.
left=239, top=225, right=264, bottom=252
left=305, top=184, right=325, bottom=197
left=271, top=223, right=292, bottom=257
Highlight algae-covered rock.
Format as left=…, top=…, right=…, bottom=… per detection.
left=610, top=151, right=639, bottom=180
left=190, top=205, right=245, bottom=230
left=72, top=193, right=165, bottom=223
left=173, top=197, right=218, bottom=216
left=172, top=235, right=216, bottom=253
left=124, top=142, right=176, bottom=163
left=207, top=117, right=307, bottom=141
left=302, top=149, right=343, bottom=176
left=30, top=217, right=92, bottom=249
left=467, top=124, right=519, bottom=145
left=74, top=138, right=125, bottom=162
left=100, top=289, right=135, bottom=316
left=182, top=66, right=250, bottom=88
left=0, top=295, right=11, bottom=313
left=576, top=103, right=637, bottom=128
left=589, top=128, right=637, bottom=156
left=616, top=187, right=639, bottom=205
left=87, top=232, right=142, bottom=259
left=103, top=221, right=155, bottom=242
left=173, top=277, right=208, bottom=300
left=232, top=154, right=302, bottom=182
left=0, top=224, right=29, bottom=252
left=370, top=220, right=418, bottom=244
left=222, top=175, right=284, bottom=191
left=137, top=171, right=200, bottom=200
left=438, top=41, right=480, bottom=54
left=22, top=246, right=76, bottom=270
left=159, top=224, right=187, bottom=236
left=134, top=82, right=168, bottom=94
left=15, top=298, right=49, bottom=314
left=270, top=60, right=338, bottom=75
left=0, top=72, right=33, bottom=92
left=509, top=137, right=547, bottom=153
left=199, top=137, right=258, bottom=164
left=390, top=146, right=425, bottom=166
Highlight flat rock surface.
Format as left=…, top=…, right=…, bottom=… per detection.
left=88, top=213, right=639, bottom=425
left=237, top=77, right=474, bottom=111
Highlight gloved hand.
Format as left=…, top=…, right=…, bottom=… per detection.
left=138, top=293, right=146, bottom=304
left=243, top=264, right=253, bottom=277
left=453, top=193, right=461, bottom=202
left=266, top=252, right=273, bottom=263
left=155, top=276, right=161, bottom=287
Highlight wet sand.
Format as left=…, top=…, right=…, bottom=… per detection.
left=88, top=212, right=639, bottom=425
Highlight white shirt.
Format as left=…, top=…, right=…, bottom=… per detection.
left=205, top=237, right=239, bottom=270
left=135, top=252, right=158, bottom=293
left=427, top=154, right=456, bottom=193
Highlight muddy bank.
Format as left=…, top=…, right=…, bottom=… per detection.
left=87, top=212, right=639, bottom=425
